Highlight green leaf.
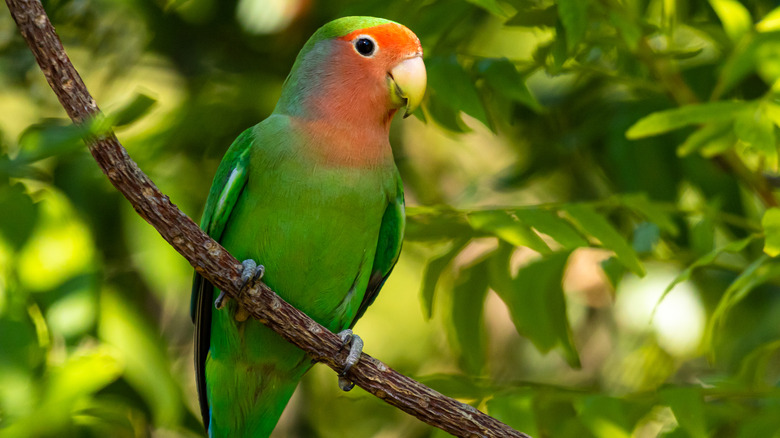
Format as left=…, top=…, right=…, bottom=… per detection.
left=109, top=93, right=157, bottom=127
left=487, top=392, right=539, bottom=436
left=487, top=240, right=515, bottom=296
left=600, top=257, right=625, bottom=289
left=657, top=235, right=756, bottom=307
left=506, top=5, right=558, bottom=27
left=562, top=204, right=644, bottom=276
left=16, top=120, right=85, bottom=163
left=424, top=91, right=472, bottom=133
left=734, top=104, right=777, bottom=169
left=677, top=122, right=734, bottom=157
left=100, top=289, right=184, bottom=426
left=468, top=210, right=551, bottom=254
left=620, top=193, right=679, bottom=236
left=712, top=32, right=780, bottom=99
left=761, top=207, right=780, bottom=256
left=420, top=238, right=470, bottom=319
left=578, top=396, right=632, bottom=438
left=450, top=260, right=489, bottom=374
left=757, top=7, right=780, bottom=32
left=661, top=387, right=707, bottom=438
left=426, top=56, right=492, bottom=131
left=0, top=183, right=39, bottom=251
left=708, top=0, right=752, bottom=42
left=706, top=255, right=780, bottom=351
left=736, top=339, right=780, bottom=385
left=626, top=101, right=749, bottom=139
left=405, top=206, right=473, bottom=241
left=608, top=9, right=642, bottom=50
left=494, top=251, right=580, bottom=367
left=477, top=58, right=543, bottom=112
left=557, top=0, right=588, bottom=50
left=463, top=0, right=509, bottom=17
left=513, top=208, right=589, bottom=249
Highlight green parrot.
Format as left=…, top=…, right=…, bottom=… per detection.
left=191, top=16, right=426, bottom=437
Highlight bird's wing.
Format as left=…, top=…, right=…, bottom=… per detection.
left=350, top=177, right=405, bottom=327
left=191, top=127, right=254, bottom=430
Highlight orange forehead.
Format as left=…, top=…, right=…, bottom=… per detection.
left=339, top=23, right=422, bottom=57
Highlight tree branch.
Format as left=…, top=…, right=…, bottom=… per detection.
left=4, top=1, right=530, bottom=437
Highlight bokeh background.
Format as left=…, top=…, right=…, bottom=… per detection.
left=3, top=0, right=780, bottom=436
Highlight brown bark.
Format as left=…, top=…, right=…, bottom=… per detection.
left=4, top=1, right=531, bottom=437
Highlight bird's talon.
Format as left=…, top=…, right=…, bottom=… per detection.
left=338, top=376, right=355, bottom=392
left=254, top=264, right=265, bottom=282
left=215, top=291, right=228, bottom=309
left=336, top=329, right=363, bottom=391
left=240, top=259, right=258, bottom=287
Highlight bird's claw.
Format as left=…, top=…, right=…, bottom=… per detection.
left=215, top=260, right=265, bottom=317
left=337, top=329, right=363, bottom=392
left=240, top=259, right=265, bottom=290
left=214, top=291, right=228, bottom=309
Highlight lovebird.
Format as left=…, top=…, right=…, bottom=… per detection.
left=191, top=16, right=426, bottom=437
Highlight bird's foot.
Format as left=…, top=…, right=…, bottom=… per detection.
left=215, top=259, right=265, bottom=322
left=336, top=329, right=363, bottom=392
left=240, top=259, right=265, bottom=289
left=236, top=259, right=265, bottom=321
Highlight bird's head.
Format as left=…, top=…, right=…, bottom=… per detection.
left=276, top=17, right=426, bottom=125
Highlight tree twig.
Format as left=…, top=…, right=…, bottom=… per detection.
left=3, top=1, right=530, bottom=437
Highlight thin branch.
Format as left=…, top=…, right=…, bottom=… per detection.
left=3, top=1, right=530, bottom=437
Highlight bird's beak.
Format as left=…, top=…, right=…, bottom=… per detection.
left=389, top=56, right=426, bottom=118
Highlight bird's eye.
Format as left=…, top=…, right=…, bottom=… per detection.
left=354, top=37, right=376, bottom=57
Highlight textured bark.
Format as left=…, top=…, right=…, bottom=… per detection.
left=4, top=1, right=531, bottom=437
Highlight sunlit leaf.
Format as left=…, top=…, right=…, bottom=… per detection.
left=708, top=0, right=752, bottom=42
left=562, top=204, right=644, bottom=276
left=734, top=104, right=777, bottom=169
left=713, top=32, right=780, bottom=99
left=757, top=7, right=780, bottom=32
left=677, top=122, right=734, bottom=157
left=468, top=210, right=551, bottom=254
left=578, top=395, right=632, bottom=438
left=761, top=207, right=780, bottom=256
left=626, top=101, right=749, bottom=139
left=661, top=387, right=707, bottom=438
left=420, top=238, right=470, bottom=319
left=493, top=251, right=580, bottom=367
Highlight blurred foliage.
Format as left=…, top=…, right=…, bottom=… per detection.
left=4, top=0, right=780, bottom=437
